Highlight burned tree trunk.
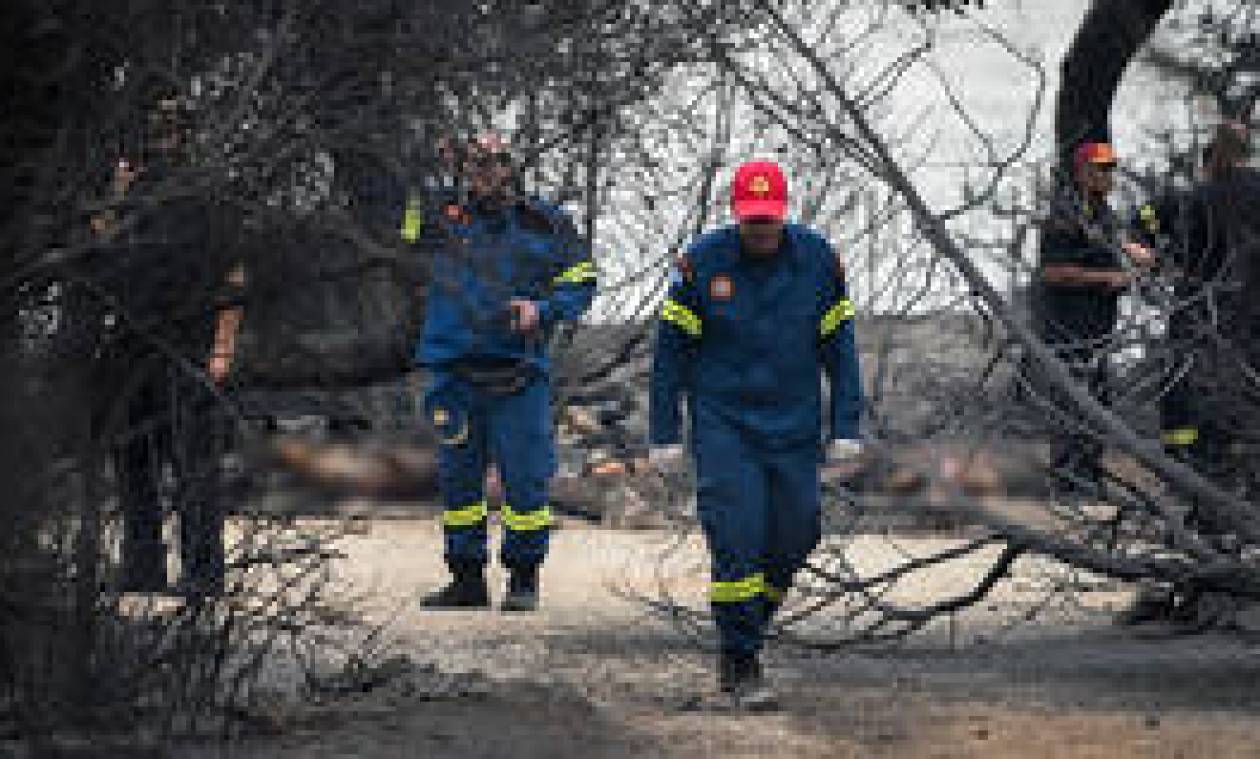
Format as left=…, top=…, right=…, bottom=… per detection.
left=1054, top=0, right=1174, bottom=161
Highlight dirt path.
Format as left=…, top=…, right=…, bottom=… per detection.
left=203, top=520, right=1260, bottom=758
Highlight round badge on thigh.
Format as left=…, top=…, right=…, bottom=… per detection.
left=427, top=401, right=469, bottom=446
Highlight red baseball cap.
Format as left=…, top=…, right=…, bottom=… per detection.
left=1073, top=141, right=1117, bottom=172
left=731, top=161, right=788, bottom=221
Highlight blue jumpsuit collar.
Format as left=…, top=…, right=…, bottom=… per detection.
left=735, top=227, right=791, bottom=264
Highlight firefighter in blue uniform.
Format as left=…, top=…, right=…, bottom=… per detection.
left=649, top=160, right=864, bottom=708
left=410, top=133, right=596, bottom=611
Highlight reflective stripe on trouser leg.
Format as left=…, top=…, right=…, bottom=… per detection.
left=1162, top=427, right=1199, bottom=447
left=489, top=376, right=555, bottom=570
left=431, top=373, right=490, bottom=567
left=502, top=503, right=552, bottom=532
left=710, top=572, right=771, bottom=656
left=694, top=406, right=771, bottom=656
left=1158, top=364, right=1227, bottom=477
left=443, top=500, right=489, bottom=528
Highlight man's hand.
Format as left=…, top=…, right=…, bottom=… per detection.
left=647, top=444, right=686, bottom=473
left=826, top=439, right=863, bottom=462
left=508, top=298, right=541, bottom=334
left=1121, top=241, right=1156, bottom=268
left=91, top=158, right=140, bottom=238
left=111, top=158, right=139, bottom=196
left=210, top=268, right=245, bottom=385
left=208, top=353, right=232, bottom=384
left=821, top=439, right=864, bottom=483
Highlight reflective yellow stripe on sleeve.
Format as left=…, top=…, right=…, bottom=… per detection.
left=1162, top=427, right=1199, bottom=447
left=553, top=260, right=598, bottom=285
left=400, top=197, right=423, bottom=243
left=502, top=503, right=553, bottom=532
left=710, top=573, right=768, bottom=603
left=660, top=298, right=702, bottom=338
left=442, top=500, right=488, bottom=528
left=820, top=298, right=856, bottom=338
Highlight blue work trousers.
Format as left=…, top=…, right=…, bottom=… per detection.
left=693, top=405, right=822, bottom=656
left=425, top=371, right=554, bottom=570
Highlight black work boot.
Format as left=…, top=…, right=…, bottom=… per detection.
left=718, top=652, right=778, bottom=711
left=420, top=563, right=490, bottom=609
left=1115, top=584, right=1175, bottom=626
left=1171, top=590, right=1236, bottom=632
left=501, top=566, right=539, bottom=612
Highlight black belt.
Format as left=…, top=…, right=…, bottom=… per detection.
left=449, top=358, right=536, bottom=396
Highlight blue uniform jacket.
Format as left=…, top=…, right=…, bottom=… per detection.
left=650, top=223, right=863, bottom=448
left=411, top=197, right=596, bottom=372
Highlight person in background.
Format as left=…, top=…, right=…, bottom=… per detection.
left=1034, top=140, right=1155, bottom=496
left=91, top=95, right=247, bottom=599
left=412, top=133, right=597, bottom=612
left=1120, top=121, right=1259, bottom=626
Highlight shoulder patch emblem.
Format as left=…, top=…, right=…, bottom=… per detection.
left=710, top=274, right=734, bottom=301
left=444, top=204, right=470, bottom=225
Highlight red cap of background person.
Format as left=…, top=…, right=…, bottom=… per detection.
left=1073, top=141, right=1117, bottom=173
left=731, top=161, right=788, bottom=221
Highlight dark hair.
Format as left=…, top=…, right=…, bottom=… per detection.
left=1205, top=121, right=1251, bottom=177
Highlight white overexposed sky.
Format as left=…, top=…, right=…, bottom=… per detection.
left=565, top=0, right=1217, bottom=319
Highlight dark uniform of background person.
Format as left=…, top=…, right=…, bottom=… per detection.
left=89, top=97, right=247, bottom=598
left=1117, top=122, right=1258, bottom=626
left=1035, top=141, right=1155, bottom=494
left=1147, top=122, right=1259, bottom=498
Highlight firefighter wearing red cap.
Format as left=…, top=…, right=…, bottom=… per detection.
left=649, top=160, right=864, bottom=708
left=1034, top=141, right=1155, bottom=494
